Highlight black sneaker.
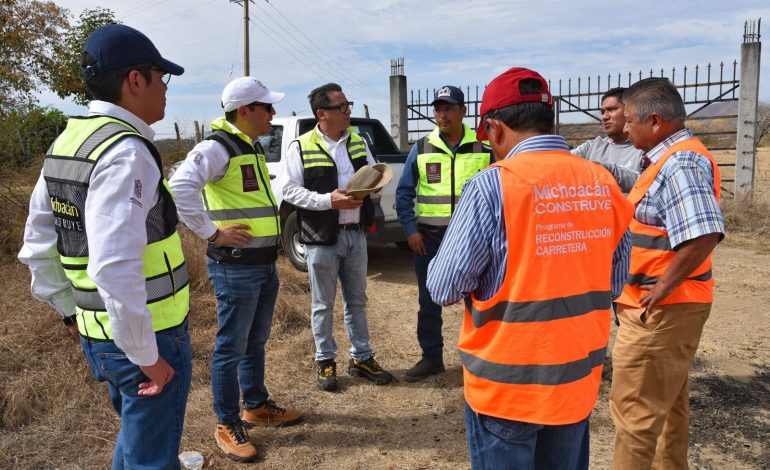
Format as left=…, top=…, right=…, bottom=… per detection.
left=317, top=359, right=338, bottom=391
left=404, top=358, right=445, bottom=382
left=348, top=356, right=393, bottom=385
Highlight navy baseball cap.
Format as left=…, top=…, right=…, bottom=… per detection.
left=82, top=24, right=184, bottom=76
left=431, top=85, right=464, bottom=106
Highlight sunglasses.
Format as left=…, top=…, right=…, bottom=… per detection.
left=251, top=103, right=275, bottom=113
left=321, top=101, right=354, bottom=113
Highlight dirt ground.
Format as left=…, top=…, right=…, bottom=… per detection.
left=0, top=150, right=768, bottom=469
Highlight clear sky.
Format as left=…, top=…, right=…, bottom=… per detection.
left=40, top=0, right=770, bottom=139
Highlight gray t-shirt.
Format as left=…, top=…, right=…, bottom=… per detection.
left=572, top=136, right=643, bottom=192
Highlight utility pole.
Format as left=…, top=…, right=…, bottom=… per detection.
left=231, top=0, right=251, bottom=76
left=243, top=0, right=249, bottom=75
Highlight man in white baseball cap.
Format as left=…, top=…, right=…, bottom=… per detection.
left=170, top=76, right=301, bottom=463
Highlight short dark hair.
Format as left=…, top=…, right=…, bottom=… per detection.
left=622, top=77, right=685, bottom=124
left=601, top=87, right=625, bottom=103
left=82, top=52, right=153, bottom=103
left=225, top=102, right=258, bottom=124
left=483, top=79, right=554, bottom=134
left=308, top=82, right=342, bottom=118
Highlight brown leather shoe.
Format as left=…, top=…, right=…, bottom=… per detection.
left=214, top=421, right=258, bottom=463
left=242, top=399, right=302, bottom=427
left=404, top=358, right=445, bottom=382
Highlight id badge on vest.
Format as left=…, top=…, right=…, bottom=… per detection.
left=426, top=162, right=441, bottom=184
left=241, top=164, right=260, bottom=192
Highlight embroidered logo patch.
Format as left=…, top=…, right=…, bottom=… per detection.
left=134, top=179, right=142, bottom=199
left=241, top=164, right=260, bottom=192
left=426, top=162, right=441, bottom=184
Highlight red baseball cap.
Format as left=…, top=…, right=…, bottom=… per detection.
left=476, top=67, right=553, bottom=141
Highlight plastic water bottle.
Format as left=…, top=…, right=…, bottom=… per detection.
left=178, top=451, right=205, bottom=470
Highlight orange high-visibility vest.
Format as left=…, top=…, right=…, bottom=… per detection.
left=616, top=138, right=721, bottom=308
left=460, top=150, right=633, bottom=425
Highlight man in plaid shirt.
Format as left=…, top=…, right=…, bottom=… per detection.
left=610, top=77, right=725, bottom=470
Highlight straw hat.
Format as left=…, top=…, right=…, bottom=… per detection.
left=346, top=163, right=393, bottom=200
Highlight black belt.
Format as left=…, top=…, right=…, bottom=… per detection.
left=339, top=223, right=361, bottom=231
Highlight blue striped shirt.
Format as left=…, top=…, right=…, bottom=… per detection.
left=427, top=134, right=632, bottom=305
left=636, top=129, right=725, bottom=248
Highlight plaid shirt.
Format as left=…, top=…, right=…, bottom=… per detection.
left=636, top=129, right=725, bottom=248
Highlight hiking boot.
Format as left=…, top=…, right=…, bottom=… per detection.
left=242, top=399, right=302, bottom=427
left=214, top=421, right=258, bottom=463
left=404, top=358, right=445, bottom=382
left=317, top=359, right=338, bottom=391
left=348, top=356, right=393, bottom=385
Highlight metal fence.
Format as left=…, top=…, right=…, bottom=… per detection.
left=407, top=61, right=740, bottom=141
left=406, top=61, right=743, bottom=194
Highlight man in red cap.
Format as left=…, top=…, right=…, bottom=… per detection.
left=427, top=67, right=633, bottom=469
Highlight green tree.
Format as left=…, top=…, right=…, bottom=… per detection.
left=0, top=106, right=67, bottom=167
left=0, top=0, right=69, bottom=115
left=50, top=7, right=118, bottom=106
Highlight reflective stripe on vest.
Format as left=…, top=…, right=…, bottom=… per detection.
left=415, top=125, right=490, bottom=226
left=460, top=149, right=633, bottom=425
left=616, top=138, right=721, bottom=307
left=72, top=262, right=190, bottom=310
left=201, top=124, right=281, bottom=247
left=297, top=127, right=368, bottom=169
left=45, top=116, right=189, bottom=340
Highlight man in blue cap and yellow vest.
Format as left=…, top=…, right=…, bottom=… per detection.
left=170, top=76, right=302, bottom=463
left=396, top=85, right=492, bottom=381
left=19, top=24, right=191, bottom=468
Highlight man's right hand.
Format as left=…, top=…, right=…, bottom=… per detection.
left=213, top=223, right=252, bottom=248
left=66, top=323, right=79, bottom=343
left=407, top=232, right=426, bottom=256
left=138, top=356, right=175, bottom=396
left=331, top=189, right=363, bottom=210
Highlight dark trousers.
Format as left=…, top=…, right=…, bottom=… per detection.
left=414, top=233, right=443, bottom=362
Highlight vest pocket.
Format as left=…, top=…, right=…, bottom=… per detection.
left=163, top=252, right=176, bottom=295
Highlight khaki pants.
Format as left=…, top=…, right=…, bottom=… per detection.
left=610, top=303, right=711, bottom=470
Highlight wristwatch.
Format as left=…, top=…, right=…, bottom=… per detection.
left=62, top=315, right=76, bottom=326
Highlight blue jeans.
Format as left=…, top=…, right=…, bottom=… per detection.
left=414, top=233, right=443, bottom=362
left=80, top=321, right=192, bottom=470
left=306, top=229, right=372, bottom=362
left=207, top=260, right=279, bottom=424
left=464, top=402, right=590, bottom=470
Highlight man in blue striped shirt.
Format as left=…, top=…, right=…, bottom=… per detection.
left=427, top=67, right=632, bottom=470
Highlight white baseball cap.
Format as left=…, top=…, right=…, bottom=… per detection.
left=221, top=76, right=285, bottom=112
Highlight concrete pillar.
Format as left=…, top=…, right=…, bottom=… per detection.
left=735, top=20, right=762, bottom=196
left=389, top=58, right=409, bottom=151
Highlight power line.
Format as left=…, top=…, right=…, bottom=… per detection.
left=246, top=15, right=329, bottom=84
left=247, top=14, right=374, bottom=99
left=228, top=9, right=244, bottom=80
left=117, top=0, right=167, bottom=19
left=146, top=0, right=218, bottom=27
left=262, top=0, right=381, bottom=96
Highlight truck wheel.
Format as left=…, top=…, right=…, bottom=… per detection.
left=282, top=212, right=308, bottom=272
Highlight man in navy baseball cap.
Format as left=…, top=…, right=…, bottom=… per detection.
left=396, top=81, right=492, bottom=382
left=19, top=21, right=193, bottom=469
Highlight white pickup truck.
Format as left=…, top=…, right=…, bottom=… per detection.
left=256, top=116, right=407, bottom=270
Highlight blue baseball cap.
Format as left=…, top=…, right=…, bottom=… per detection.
left=431, top=85, right=464, bottom=106
left=82, top=24, right=184, bottom=76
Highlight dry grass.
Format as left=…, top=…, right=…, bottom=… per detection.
left=1, top=141, right=767, bottom=469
